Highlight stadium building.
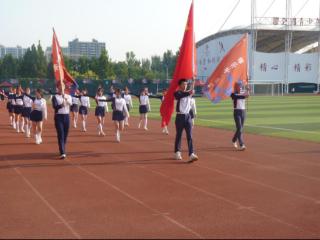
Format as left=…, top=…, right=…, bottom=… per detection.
left=196, top=1, right=320, bottom=94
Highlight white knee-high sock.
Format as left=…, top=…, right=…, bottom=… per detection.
left=21, top=120, right=25, bottom=131
left=144, top=118, right=148, bottom=128
left=16, top=121, right=20, bottom=132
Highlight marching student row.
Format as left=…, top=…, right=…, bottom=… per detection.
left=1, top=79, right=248, bottom=162
left=0, top=83, right=198, bottom=160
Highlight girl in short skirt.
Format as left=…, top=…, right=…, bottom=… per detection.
left=7, top=87, right=16, bottom=129
left=22, top=87, right=34, bottom=137
left=79, top=89, right=90, bottom=132
left=30, top=89, right=47, bottom=145
left=14, top=87, right=24, bottom=133
left=70, top=91, right=80, bottom=128
left=95, top=87, right=108, bottom=136
left=134, top=88, right=151, bottom=130
left=97, top=88, right=129, bottom=142
left=123, top=86, right=133, bottom=126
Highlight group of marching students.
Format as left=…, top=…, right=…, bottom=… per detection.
left=0, top=81, right=199, bottom=161
left=1, top=78, right=248, bottom=162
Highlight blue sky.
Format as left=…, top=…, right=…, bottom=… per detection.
left=0, top=0, right=318, bottom=61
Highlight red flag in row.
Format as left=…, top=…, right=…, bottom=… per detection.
left=160, top=0, right=196, bottom=127
left=52, top=29, right=78, bottom=95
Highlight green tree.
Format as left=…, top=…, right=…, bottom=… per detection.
left=0, top=54, right=19, bottom=78
left=19, top=45, right=38, bottom=78
left=97, top=49, right=114, bottom=80
left=126, top=51, right=141, bottom=79
left=78, top=57, right=90, bottom=74
left=113, top=61, right=128, bottom=81
left=36, top=41, right=47, bottom=78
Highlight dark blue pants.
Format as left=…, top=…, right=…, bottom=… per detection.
left=174, top=114, right=194, bottom=156
left=54, top=114, right=70, bottom=155
left=232, top=109, right=246, bottom=146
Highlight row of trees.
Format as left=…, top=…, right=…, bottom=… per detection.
left=0, top=42, right=178, bottom=82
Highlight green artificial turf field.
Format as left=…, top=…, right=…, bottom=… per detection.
left=126, top=95, right=320, bottom=143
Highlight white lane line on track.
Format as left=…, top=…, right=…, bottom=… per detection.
left=68, top=160, right=204, bottom=239
left=138, top=166, right=317, bottom=237
left=12, top=167, right=81, bottom=239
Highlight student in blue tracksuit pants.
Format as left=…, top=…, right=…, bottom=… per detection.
left=174, top=79, right=199, bottom=163
left=231, top=82, right=249, bottom=151
left=52, top=84, right=72, bottom=159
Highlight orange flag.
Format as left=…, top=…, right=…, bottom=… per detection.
left=160, top=0, right=196, bottom=127
left=52, top=29, right=78, bottom=95
left=204, top=34, right=248, bottom=103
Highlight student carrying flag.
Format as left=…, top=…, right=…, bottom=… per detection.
left=160, top=0, right=198, bottom=163
left=52, top=29, right=77, bottom=159
left=204, top=34, right=249, bottom=150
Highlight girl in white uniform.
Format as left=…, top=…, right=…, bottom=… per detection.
left=30, top=89, right=47, bottom=145
left=6, top=87, right=16, bottom=127
left=22, top=87, right=33, bottom=137
left=14, top=87, right=24, bottom=133
left=70, top=91, right=80, bottom=128
left=79, top=89, right=90, bottom=132
left=123, top=87, right=133, bottom=126
left=98, top=88, right=129, bottom=142
left=95, top=88, right=109, bottom=136
left=134, top=88, right=151, bottom=130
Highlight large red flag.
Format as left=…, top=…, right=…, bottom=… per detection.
left=52, top=29, right=78, bottom=95
left=160, top=1, right=196, bottom=127
left=204, top=34, right=248, bottom=103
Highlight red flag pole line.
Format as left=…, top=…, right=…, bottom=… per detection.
left=160, top=0, right=196, bottom=127
left=52, top=28, right=78, bottom=95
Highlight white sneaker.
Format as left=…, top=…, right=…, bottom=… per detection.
left=13, top=122, right=16, bottom=129
left=26, top=129, right=31, bottom=138
left=175, top=152, right=182, bottom=160
left=188, top=153, right=199, bottom=163
left=60, top=154, right=66, bottom=159
left=21, top=128, right=25, bottom=133
left=239, top=145, right=246, bottom=151
left=35, top=134, right=40, bottom=145
left=232, top=141, right=238, bottom=149
left=101, top=131, right=106, bottom=136
left=144, top=127, right=148, bottom=131
left=116, top=133, right=120, bottom=142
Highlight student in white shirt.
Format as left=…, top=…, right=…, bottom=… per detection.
left=134, top=88, right=151, bottom=130
left=5, top=87, right=15, bottom=127
left=98, top=88, right=129, bottom=142
left=30, top=89, right=47, bottom=145
left=95, top=87, right=109, bottom=136
left=123, top=86, right=133, bottom=127
left=22, top=87, right=34, bottom=138
left=52, top=83, right=72, bottom=159
left=78, top=89, right=90, bottom=132
left=70, top=91, right=80, bottom=128
left=231, top=81, right=249, bottom=151
left=174, top=79, right=198, bottom=163
left=14, top=87, right=24, bottom=133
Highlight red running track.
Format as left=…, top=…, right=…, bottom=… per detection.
left=0, top=106, right=320, bottom=239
